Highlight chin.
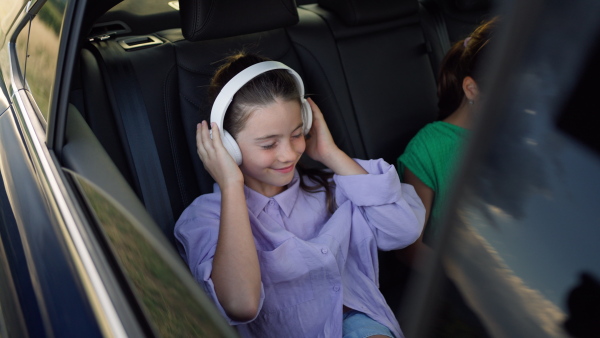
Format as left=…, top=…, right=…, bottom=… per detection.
left=273, top=175, right=295, bottom=187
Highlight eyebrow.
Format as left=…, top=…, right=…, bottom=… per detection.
left=254, top=123, right=303, bottom=141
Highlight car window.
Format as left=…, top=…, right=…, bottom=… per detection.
left=69, top=172, right=237, bottom=337
left=17, top=0, right=68, bottom=122
left=402, top=1, right=600, bottom=337
left=0, top=0, right=28, bottom=38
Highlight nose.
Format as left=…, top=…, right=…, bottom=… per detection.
left=278, top=139, right=303, bottom=163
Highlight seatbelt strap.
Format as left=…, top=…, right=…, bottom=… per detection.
left=90, top=39, right=175, bottom=232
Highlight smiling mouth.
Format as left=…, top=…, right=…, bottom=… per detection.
left=273, top=165, right=295, bottom=173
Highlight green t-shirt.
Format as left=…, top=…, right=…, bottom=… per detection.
left=398, top=121, right=468, bottom=242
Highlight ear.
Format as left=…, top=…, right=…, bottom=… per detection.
left=462, top=76, right=480, bottom=102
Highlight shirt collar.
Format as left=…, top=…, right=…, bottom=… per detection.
left=244, top=170, right=300, bottom=218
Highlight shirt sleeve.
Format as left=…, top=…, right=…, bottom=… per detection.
left=333, top=159, right=426, bottom=250
left=174, top=196, right=265, bottom=325
left=398, top=129, right=436, bottom=190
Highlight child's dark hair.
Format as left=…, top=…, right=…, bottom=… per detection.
left=208, top=52, right=336, bottom=214
left=437, top=17, right=499, bottom=120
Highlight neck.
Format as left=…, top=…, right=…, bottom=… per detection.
left=260, top=185, right=287, bottom=198
left=443, top=103, right=474, bottom=129
left=244, top=180, right=287, bottom=197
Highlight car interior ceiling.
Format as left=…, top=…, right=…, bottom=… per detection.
left=63, top=0, right=495, bottom=311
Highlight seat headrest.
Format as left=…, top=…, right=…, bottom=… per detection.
left=179, top=0, right=299, bottom=41
left=454, top=0, right=492, bottom=11
left=318, top=0, right=419, bottom=26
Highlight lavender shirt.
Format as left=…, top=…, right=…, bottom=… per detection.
left=175, top=159, right=425, bottom=338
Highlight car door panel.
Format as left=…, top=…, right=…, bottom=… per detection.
left=0, top=102, right=104, bottom=336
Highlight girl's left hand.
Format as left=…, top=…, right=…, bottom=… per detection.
left=304, top=98, right=367, bottom=176
left=304, top=98, right=342, bottom=168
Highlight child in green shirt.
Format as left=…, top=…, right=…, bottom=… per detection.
left=397, top=17, right=499, bottom=262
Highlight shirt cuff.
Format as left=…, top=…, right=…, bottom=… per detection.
left=333, top=159, right=403, bottom=206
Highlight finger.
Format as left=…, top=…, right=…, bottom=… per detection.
left=200, top=120, right=215, bottom=152
left=306, top=97, right=324, bottom=119
left=306, top=98, right=325, bottom=135
left=196, top=122, right=204, bottom=148
left=196, top=122, right=209, bottom=158
left=210, top=122, right=223, bottom=145
left=210, top=122, right=230, bottom=157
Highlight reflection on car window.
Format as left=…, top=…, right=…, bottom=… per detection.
left=21, top=0, right=68, bottom=121
left=71, top=174, right=235, bottom=337
left=0, top=0, right=28, bottom=36
left=15, top=22, right=28, bottom=80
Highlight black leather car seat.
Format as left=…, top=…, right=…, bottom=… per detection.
left=294, top=0, right=442, bottom=165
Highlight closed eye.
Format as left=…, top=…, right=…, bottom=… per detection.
left=261, top=143, right=276, bottom=150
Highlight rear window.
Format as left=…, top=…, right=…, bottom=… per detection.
left=16, top=0, right=68, bottom=121
left=0, top=0, right=28, bottom=36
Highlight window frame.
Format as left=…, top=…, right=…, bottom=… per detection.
left=10, top=0, right=75, bottom=144
left=4, top=1, right=137, bottom=335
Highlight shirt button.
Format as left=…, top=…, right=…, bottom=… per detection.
left=269, top=200, right=275, bottom=206
left=321, top=248, right=328, bottom=254
left=333, top=285, right=340, bottom=292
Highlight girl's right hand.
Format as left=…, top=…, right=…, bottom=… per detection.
left=196, top=121, right=244, bottom=188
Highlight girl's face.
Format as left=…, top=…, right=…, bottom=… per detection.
left=235, top=98, right=305, bottom=197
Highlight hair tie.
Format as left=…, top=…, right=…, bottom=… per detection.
left=463, top=37, right=472, bottom=48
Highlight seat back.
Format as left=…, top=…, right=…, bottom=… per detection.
left=295, top=0, right=441, bottom=165
left=421, top=0, right=496, bottom=43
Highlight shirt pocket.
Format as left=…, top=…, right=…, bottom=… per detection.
left=257, top=239, right=315, bottom=312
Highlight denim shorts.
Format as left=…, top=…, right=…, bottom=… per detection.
left=342, top=310, right=395, bottom=338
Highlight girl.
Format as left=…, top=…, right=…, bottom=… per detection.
left=397, top=17, right=498, bottom=261
left=175, top=52, right=425, bottom=338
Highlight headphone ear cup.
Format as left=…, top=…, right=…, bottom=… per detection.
left=221, top=131, right=243, bottom=166
left=301, top=98, right=313, bottom=135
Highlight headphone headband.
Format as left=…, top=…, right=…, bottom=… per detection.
left=209, top=60, right=312, bottom=166
left=210, top=61, right=306, bottom=139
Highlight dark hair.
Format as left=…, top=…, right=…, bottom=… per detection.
left=209, top=53, right=301, bottom=138
left=437, top=17, right=499, bottom=120
left=209, top=52, right=336, bottom=213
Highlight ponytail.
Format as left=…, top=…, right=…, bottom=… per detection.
left=437, top=17, right=499, bottom=120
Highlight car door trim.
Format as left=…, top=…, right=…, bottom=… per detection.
left=8, top=37, right=128, bottom=337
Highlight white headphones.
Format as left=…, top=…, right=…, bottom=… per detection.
left=210, top=61, right=313, bottom=165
